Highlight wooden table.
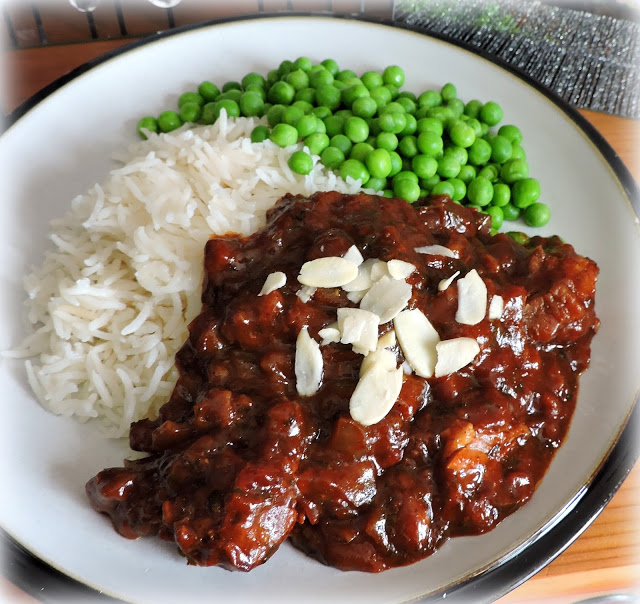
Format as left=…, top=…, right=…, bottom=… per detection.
left=2, top=33, right=639, bottom=604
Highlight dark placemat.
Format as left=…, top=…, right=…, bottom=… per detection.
left=393, top=0, right=640, bottom=118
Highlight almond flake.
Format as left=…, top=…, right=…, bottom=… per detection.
left=434, top=337, right=480, bottom=378
left=337, top=308, right=379, bottom=354
left=346, top=290, right=367, bottom=304
left=296, top=286, right=316, bottom=303
left=402, top=361, right=413, bottom=375
left=414, top=244, right=458, bottom=258
left=360, top=347, right=397, bottom=377
left=376, top=329, right=396, bottom=349
left=318, top=324, right=341, bottom=345
left=295, top=326, right=323, bottom=396
left=370, top=260, right=391, bottom=282
left=438, top=270, right=461, bottom=292
left=342, top=258, right=378, bottom=292
left=360, top=276, right=412, bottom=324
left=350, top=354, right=403, bottom=426
left=394, top=309, right=440, bottom=378
left=488, top=295, right=504, bottom=320
left=455, top=269, right=487, bottom=325
left=343, top=245, right=364, bottom=266
left=387, top=259, right=416, bottom=280
left=258, top=271, right=286, bottom=296
left=298, top=256, right=359, bottom=288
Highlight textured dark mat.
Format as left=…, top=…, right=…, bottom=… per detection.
left=393, top=0, right=640, bottom=118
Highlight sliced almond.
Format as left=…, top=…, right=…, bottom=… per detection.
left=488, top=294, right=504, bottom=320
left=337, top=308, right=379, bottom=354
left=394, top=308, right=440, bottom=378
left=258, top=271, right=286, bottom=296
left=350, top=355, right=403, bottom=426
left=346, top=290, right=367, bottom=304
left=296, top=285, right=316, bottom=303
left=342, top=258, right=378, bottom=292
left=376, top=329, right=396, bottom=349
left=387, top=259, right=416, bottom=280
left=434, top=337, right=480, bottom=378
left=343, top=245, right=364, bottom=266
left=455, top=269, right=487, bottom=325
left=298, top=256, right=359, bottom=288
left=295, top=326, right=323, bottom=396
left=414, top=244, right=458, bottom=258
left=402, top=360, right=413, bottom=375
left=438, top=270, right=461, bottom=292
left=318, top=324, right=341, bottom=345
left=370, top=259, right=391, bottom=282
left=360, top=347, right=397, bottom=377
left=360, top=276, right=412, bottom=324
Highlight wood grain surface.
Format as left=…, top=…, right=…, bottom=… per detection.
left=1, top=12, right=638, bottom=603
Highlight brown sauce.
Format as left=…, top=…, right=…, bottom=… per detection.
left=86, top=192, right=599, bottom=572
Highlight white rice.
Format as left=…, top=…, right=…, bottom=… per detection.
left=9, top=112, right=364, bottom=438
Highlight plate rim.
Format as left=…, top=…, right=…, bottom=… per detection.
left=2, top=11, right=639, bottom=604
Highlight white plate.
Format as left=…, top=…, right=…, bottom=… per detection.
left=1, top=15, right=639, bottom=604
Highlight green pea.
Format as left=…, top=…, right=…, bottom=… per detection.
left=288, top=150, right=314, bottom=175
left=366, top=177, right=387, bottom=192
left=316, top=85, right=341, bottom=110
left=378, top=112, right=406, bottom=134
left=178, top=91, right=204, bottom=108
left=157, top=110, right=182, bottom=133
left=466, top=118, right=482, bottom=136
left=330, top=134, right=352, bottom=155
left=437, top=156, right=461, bottom=179
left=370, top=85, right=393, bottom=110
left=417, top=130, right=443, bottom=156
left=511, top=144, right=526, bottom=160
left=217, top=89, right=242, bottom=103
left=388, top=151, right=403, bottom=177
left=293, top=87, right=315, bottom=104
left=364, top=148, right=392, bottom=179
left=478, top=164, right=500, bottom=182
left=269, top=123, right=298, bottom=147
left=344, top=116, right=369, bottom=143
left=282, top=105, right=304, bottom=126
left=486, top=205, right=504, bottom=230
left=250, top=125, right=270, bottom=143
left=449, top=120, right=476, bottom=148
left=417, top=89, right=442, bottom=109
left=400, top=114, right=418, bottom=136
left=293, top=56, right=313, bottom=72
left=416, top=117, right=444, bottom=136
left=441, top=82, right=457, bottom=101
left=489, top=135, right=513, bottom=164
left=352, top=96, right=378, bottom=119
left=500, top=158, right=529, bottom=184
left=267, top=69, right=279, bottom=85
left=467, top=176, right=494, bottom=206
left=309, top=68, right=334, bottom=88
left=322, top=115, right=343, bottom=137
left=320, top=146, right=345, bottom=169
left=411, top=154, right=438, bottom=179
left=382, top=65, right=405, bottom=88
left=349, top=142, right=374, bottom=163
left=222, top=81, right=242, bottom=93
left=420, top=174, right=440, bottom=190
left=492, top=183, right=511, bottom=207
left=198, top=81, right=220, bottom=102
left=443, top=145, right=468, bottom=166
left=502, top=203, right=521, bottom=221
left=382, top=101, right=406, bottom=114
left=336, top=69, right=358, bottom=82
left=305, top=132, right=330, bottom=155
left=321, top=58, right=339, bottom=76
left=498, top=124, right=523, bottom=145
left=342, top=83, right=370, bottom=108
left=239, top=91, right=264, bottom=117
left=457, top=164, right=476, bottom=184
left=340, top=158, right=370, bottom=184
left=480, top=101, right=504, bottom=126
left=268, top=81, right=295, bottom=105
left=506, top=230, right=530, bottom=245
left=361, top=70, right=384, bottom=90
left=431, top=180, right=455, bottom=197
left=467, top=138, right=492, bottom=166
left=398, top=135, right=419, bottom=158
left=241, top=72, right=266, bottom=89
left=426, top=106, right=453, bottom=122
left=397, top=96, right=417, bottom=114
left=464, top=99, right=482, bottom=119
left=267, top=104, right=286, bottom=127
left=200, top=103, right=218, bottom=125
left=136, top=116, right=158, bottom=139
left=245, top=84, right=267, bottom=100
left=312, top=106, right=332, bottom=120
left=296, top=114, right=318, bottom=138
left=524, top=202, right=551, bottom=227
left=394, top=177, right=421, bottom=203
left=376, top=131, right=398, bottom=151
left=446, top=98, right=465, bottom=118
left=512, top=177, right=541, bottom=208
left=278, top=60, right=294, bottom=78
left=179, top=101, right=202, bottom=123
left=286, top=69, right=310, bottom=91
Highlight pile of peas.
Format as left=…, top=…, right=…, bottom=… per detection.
left=136, top=57, right=550, bottom=229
